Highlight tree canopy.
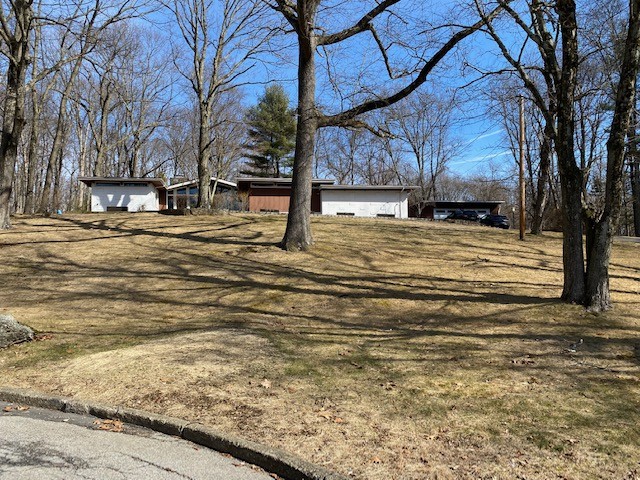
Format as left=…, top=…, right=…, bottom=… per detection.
left=242, top=84, right=296, bottom=178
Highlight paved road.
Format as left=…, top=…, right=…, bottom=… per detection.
left=0, top=402, right=274, bottom=480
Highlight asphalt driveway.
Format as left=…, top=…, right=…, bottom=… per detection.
left=0, top=402, right=274, bottom=480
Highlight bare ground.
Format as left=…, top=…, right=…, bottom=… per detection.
left=0, top=213, right=639, bottom=479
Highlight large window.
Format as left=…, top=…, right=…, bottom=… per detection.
left=168, top=185, right=200, bottom=209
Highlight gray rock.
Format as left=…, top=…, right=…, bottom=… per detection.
left=0, top=315, right=34, bottom=348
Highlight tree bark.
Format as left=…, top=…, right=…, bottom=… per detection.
left=93, top=76, right=112, bottom=177
left=0, top=1, right=32, bottom=229
left=555, top=0, right=586, bottom=303
left=24, top=18, right=45, bottom=215
left=630, top=112, right=640, bottom=236
left=281, top=1, right=317, bottom=251
left=530, top=121, right=553, bottom=234
left=197, top=104, right=212, bottom=209
left=24, top=96, right=41, bottom=214
left=39, top=105, right=67, bottom=213
left=52, top=138, right=65, bottom=212
left=632, top=157, right=640, bottom=236
left=585, top=0, right=640, bottom=311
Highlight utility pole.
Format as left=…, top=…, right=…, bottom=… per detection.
left=519, top=96, right=526, bottom=241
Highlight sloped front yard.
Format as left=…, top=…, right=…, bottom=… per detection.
left=1, top=213, right=639, bottom=479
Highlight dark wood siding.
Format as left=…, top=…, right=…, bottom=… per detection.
left=243, top=185, right=322, bottom=213
left=248, top=187, right=291, bottom=212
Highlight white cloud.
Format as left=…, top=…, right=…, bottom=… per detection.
left=466, top=129, right=504, bottom=144
left=449, top=150, right=512, bottom=166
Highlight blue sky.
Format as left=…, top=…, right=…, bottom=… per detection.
left=450, top=129, right=513, bottom=176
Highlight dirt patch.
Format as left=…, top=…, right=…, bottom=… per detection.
left=1, top=213, right=639, bottom=479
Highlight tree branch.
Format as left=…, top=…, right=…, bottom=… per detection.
left=317, top=0, right=400, bottom=46
left=318, top=6, right=502, bottom=128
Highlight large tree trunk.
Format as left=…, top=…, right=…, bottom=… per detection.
left=585, top=0, right=640, bottom=311
left=0, top=1, right=31, bottom=229
left=585, top=217, right=613, bottom=309
left=24, top=20, right=43, bottom=215
left=281, top=6, right=317, bottom=251
left=128, top=133, right=140, bottom=177
left=196, top=105, right=212, bottom=209
left=558, top=144, right=586, bottom=303
left=556, top=0, right=586, bottom=303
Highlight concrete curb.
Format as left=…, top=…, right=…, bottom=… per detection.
left=0, top=387, right=346, bottom=480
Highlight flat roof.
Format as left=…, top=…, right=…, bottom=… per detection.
left=236, top=177, right=335, bottom=185
left=321, top=185, right=418, bottom=191
left=166, top=177, right=237, bottom=190
left=78, top=177, right=166, bottom=188
left=423, top=200, right=505, bottom=205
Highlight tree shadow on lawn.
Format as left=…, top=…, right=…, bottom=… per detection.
left=4, top=216, right=640, bottom=460
left=7, top=242, right=640, bottom=364
left=1, top=216, right=275, bottom=248
left=3, top=215, right=639, bottom=370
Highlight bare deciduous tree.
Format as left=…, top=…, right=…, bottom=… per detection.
left=270, top=0, right=501, bottom=251
left=164, top=0, right=267, bottom=208
left=476, top=0, right=640, bottom=310
left=0, top=0, right=33, bottom=229
left=0, top=0, right=150, bottom=224
left=388, top=90, right=461, bottom=211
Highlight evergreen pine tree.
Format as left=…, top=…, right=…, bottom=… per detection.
left=241, top=84, right=296, bottom=177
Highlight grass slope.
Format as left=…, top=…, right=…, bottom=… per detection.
left=1, top=213, right=639, bottom=479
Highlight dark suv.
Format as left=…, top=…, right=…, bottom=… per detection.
left=462, top=210, right=479, bottom=221
left=447, top=209, right=479, bottom=221
left=480, top=214, right=510, bottom=229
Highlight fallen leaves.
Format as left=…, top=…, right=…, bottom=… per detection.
left=317, top=410, right=346, bottom=424
left=93, top=419, right=123, bottom=432
left=511, top=355, right=536, bottom=365
left=3, top=405, right=30, bottom=412
left=260, top=379, right=272, bottom=389
left=380, top=381, right=397, bottom=391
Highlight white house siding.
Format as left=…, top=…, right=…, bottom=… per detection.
left=321, top=189, right=410, bottom=218
left=91, top=183, right=159, bottom=212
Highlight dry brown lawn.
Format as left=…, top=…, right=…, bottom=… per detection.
left=1, top=213, right=639, bottom=479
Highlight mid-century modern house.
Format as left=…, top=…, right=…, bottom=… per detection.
left=236, top=177, right=416, bottom=219
left=236, top=177, right=334, bottom=214
left=409, top=200, right=505, bottom=220
left=80, top=176, right=499, bottom=221
left=79, top=176, right=237, bottom=212
left=79, top=177, right=168, bottom=212
left=166, top=178, right=237, bottom=209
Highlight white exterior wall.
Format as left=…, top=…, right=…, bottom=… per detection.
left=321, top=189, right=410, bottom=218
left=91, top=184, right=160, bottom=212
